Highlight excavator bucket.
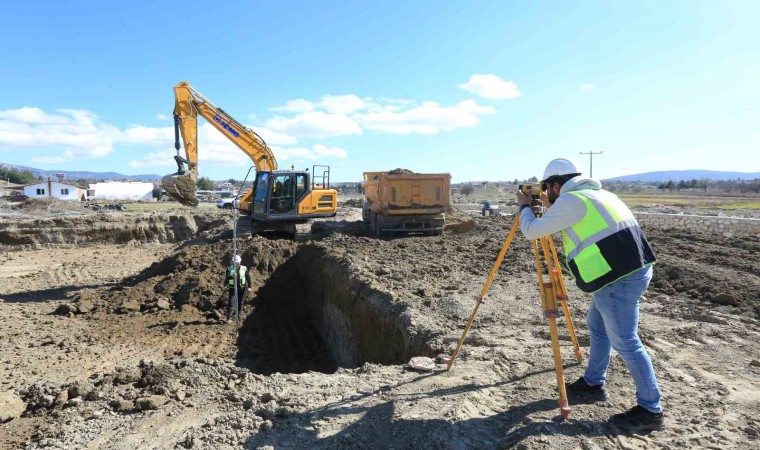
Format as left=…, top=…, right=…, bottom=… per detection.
left=161, top=171, right=199, bottom=206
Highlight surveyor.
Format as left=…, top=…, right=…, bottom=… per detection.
left=516, top=158, right=664, bottom=432
left=225, top=254, right=252, bottom=323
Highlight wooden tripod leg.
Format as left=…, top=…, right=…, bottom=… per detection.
left=548, top=314, right=571, bottom=419
left=446, top=217, right=521, bottom=371
left=544, top=237, right=583, bottom=362
left=536, top=237, right=571, bottom=419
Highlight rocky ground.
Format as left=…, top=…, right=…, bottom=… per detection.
left=1, top=203, right=759, bottom=449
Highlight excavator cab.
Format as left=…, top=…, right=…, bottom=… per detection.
left=249, top=166, right=337, bottom=235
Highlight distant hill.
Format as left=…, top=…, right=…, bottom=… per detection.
left=0, top=163, right=162, bottom=181
left=605, top=170, right=760, bottom=182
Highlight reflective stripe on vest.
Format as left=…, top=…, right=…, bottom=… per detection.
left=561, top=190, right=655, bottom=292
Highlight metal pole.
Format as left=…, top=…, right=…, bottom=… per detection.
left=579, top=151, right=602, bottom=178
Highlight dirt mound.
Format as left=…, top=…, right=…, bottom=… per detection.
left=445, top=206, right=479, bottom=234
left=0, top=211, right=227, bottom=250
left=388, top=168, right=415, bottom=175
left=340, top=197, right=363, bottom=208
left=645, top=227, right=760, bottom=317
left=75, top=237, right=298, bottom=316
left=0, top=198, right=93, bottom=218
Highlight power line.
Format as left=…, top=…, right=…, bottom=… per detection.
left=580, top=151, right=602, bottom=178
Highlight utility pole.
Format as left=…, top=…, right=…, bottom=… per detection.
left=579, top=151, right=602, bottom=178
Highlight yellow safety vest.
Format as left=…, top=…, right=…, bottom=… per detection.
left=227, top=265, right=247, bottom=287
left=561, top=190, right=656, bottom=292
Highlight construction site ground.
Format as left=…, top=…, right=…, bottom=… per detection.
left=1, top=200, right=759, bottom=449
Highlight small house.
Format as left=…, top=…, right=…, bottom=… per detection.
left=23, top=179, right=86, bottom=201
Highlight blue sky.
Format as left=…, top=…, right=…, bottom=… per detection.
left=1, top=0, right=758, bottom=182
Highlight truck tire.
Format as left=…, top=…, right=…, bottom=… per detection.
left=223, top=203, right=233, bottom=209
left=372, top=212, right=383, bottom=238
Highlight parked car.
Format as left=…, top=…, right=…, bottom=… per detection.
left=216, top=198, right=235, bottom=209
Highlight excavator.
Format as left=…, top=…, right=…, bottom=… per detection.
left=161, top=81, right=338, bottom=238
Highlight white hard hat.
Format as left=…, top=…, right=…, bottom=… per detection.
left=542, top=158, right=582, bottom=182
left=233, top=255, right=241, bottom=264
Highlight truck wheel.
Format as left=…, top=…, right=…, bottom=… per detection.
left=372, top=212, right=383, bottom=238
left=223, top=203, right=233, bottom=209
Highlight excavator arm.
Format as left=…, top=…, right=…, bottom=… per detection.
left=162, top=81, right=276, bottom=207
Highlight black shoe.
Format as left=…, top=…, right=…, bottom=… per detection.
left=565, top=377, right=609, bottom=402
left=610, top=405, right=666, bottom=433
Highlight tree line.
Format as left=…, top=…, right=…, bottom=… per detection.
left=0, top=167, right=38, bottom=184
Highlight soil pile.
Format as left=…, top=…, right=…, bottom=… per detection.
left=646, top=228, right=760, bottom=317
left=0, top=198, right=93, bottom=218
left=73, top=237, right=298, bottom=316
left=0, top=211, right=227, bottom=250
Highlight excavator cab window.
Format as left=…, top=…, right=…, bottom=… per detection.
left=270, top=174, right=295, bottom=214
left=252, top=172, right=270, bottom=214
left=296, top=174, right=307, bottom=200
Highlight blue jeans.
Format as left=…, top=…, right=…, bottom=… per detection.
left=583, top=265, right=662, bottom=413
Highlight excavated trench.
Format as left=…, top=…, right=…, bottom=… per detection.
left=235, top=245, right=427, bottom=375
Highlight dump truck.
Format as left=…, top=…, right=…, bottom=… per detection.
left=362, top=170, right=451, bottom=236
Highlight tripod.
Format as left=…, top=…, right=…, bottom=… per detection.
left=445, top=213, right=583, bottom=419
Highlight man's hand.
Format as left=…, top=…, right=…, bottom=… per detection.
left=540, top=191, right=552, bottom=208
left=247, top=288, right=252, bottom=292
left=516, top=190, right=531, bottom=206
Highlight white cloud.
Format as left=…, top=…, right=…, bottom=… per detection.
left=357, top=99, right=495, bottom=135
left=128, top=150, right=178, bottom=168
left=271, top=95, right=367, bottom=115
left=579, top=83, right=595, bottom=91
left=271, top=99, right=315, bottom=113
left=458, top=74, right=521, bottom=99
left=0, top=107, right=118, bottom=161
left=319, top=95, right=366, bottom=114
left=119, top=126, right=174, bottom=145
left=155, top=113, right=170, bottom=121
left=267, top=111, right=362, bottom=138
left=268, top=92, right=495, bottom=137
left=250, top=126, right=297, bottom=146
left=0, top=107, right=70, bottom=124
left=31, top=155, right=68, bottom=164
left=272, top=144, right=348, bottom=161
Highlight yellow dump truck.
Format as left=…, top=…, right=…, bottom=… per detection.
left=362, top=170, right=451, bottom=236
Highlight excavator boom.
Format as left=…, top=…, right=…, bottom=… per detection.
left=162, top=81, right=276, bottom=207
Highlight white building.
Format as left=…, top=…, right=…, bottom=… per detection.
left=23, top=180, right=86, bottom=201
left=89, top=182, right=154, bottom=201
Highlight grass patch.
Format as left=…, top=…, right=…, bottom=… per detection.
left=617, top=194, right=759, bottom=209
left=718, top=202, right=760, bottom=210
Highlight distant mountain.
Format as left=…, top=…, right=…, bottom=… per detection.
left=0, top=163, right=162, bottom=181
left=605, top=170, right=760, bottom=182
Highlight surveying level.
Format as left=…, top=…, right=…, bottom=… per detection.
left=518, top=183, right=543, bottom=198
left=445, top=212, right=583, bottom=419
left=519, top=183, right=546, bottom=217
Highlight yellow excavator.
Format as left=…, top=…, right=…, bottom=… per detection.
left=162, top=81, right=338, bottom=237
